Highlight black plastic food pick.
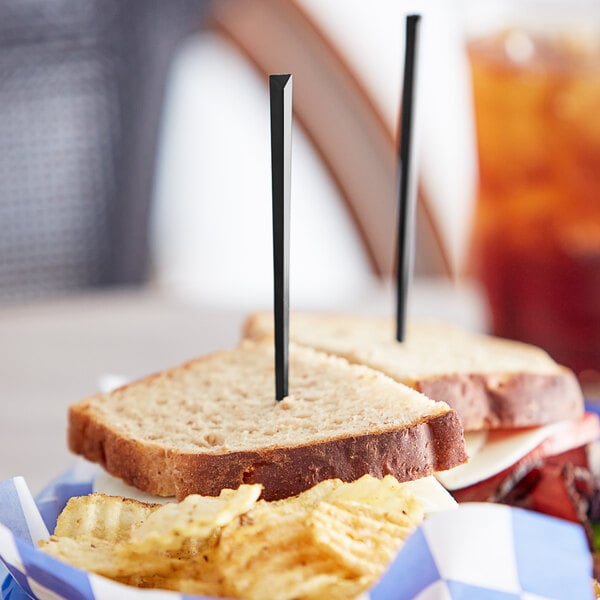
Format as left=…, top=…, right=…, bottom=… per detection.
left=270, top=74, right=292, bottom=401
left=396, top=14, right=421, bottom=343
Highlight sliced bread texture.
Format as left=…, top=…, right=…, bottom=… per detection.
left=69, top=340, right=467, bottom=501
left=243, top=314, right=584, bottom=432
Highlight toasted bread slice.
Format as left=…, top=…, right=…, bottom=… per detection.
left=69, top=340, right=466, bottom=501
left=243, top=314, right=584, bottom=432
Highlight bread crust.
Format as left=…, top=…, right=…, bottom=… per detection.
left=69, top=405, right=467, bottom=501
left=417, top=368, right=583, bottom=431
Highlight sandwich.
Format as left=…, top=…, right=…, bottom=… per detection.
left=244, top=313, right=600, bottom=537
left=68, top=339, right=466, bottom=502
left=50, top=338, right=467, bottom=597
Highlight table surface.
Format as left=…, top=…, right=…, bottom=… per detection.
left=0, top=280, right=486, bottom=495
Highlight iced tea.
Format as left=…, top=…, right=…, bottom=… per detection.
left=468, top=30, right=600, bottom=379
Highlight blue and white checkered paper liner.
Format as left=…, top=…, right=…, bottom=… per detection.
left=0, top=464, right=594, bottom=600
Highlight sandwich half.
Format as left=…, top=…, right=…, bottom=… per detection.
left=244, top=313, right=584, bottom=431
left=243, top=313, right=599, bottom=530
left=69, top=339, right=467, bottom=501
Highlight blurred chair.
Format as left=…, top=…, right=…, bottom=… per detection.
left=0, top=0, right=209, bottom=304
left=210, top=0, right=450, bottom=280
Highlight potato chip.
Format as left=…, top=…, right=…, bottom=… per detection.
left=272, top=477, right=345, bottom=509
left=217, top=506, right=345, bottom=600
left=41, top=533, right=223, bottom=583
left=40, top=536, right=133, bottom=578
left=327, top=474, right=425, bottom=520
left=119, top=564, right=224, bottom=597
left=41, top=492, right=225, bottom=580
left=309, top=500, right=413, bottom=577
left=161, top=576, right=224, bottom=597
left=54, top=494, right=159, bottom=542
left=126, top=484, right=262, bottom=553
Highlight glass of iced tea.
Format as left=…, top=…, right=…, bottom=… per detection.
left=466, top=2, right=600, bottom=389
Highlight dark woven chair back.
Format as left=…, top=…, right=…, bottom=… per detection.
left=0, top=0, right=208, bottom=304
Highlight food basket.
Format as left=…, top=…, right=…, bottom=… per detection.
left=0, top=460, right=593, bottom=600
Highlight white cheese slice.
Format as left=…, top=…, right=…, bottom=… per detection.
left=436, top=413, right=600, bottom=491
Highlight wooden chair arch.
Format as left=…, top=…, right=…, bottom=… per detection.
left=209, top=0, right=450, bottom=278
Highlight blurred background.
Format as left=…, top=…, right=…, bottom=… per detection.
left=0, top=0, right=472, bottom=306
left=1, top=0, right=599, bottom=383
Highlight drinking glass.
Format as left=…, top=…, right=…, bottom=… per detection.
left=465, top=1, right=600, bottom=391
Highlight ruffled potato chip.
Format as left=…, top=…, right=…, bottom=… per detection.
left=54, top=493, right=159, bottom=541
left=126, top=484, right=262, bottom=553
